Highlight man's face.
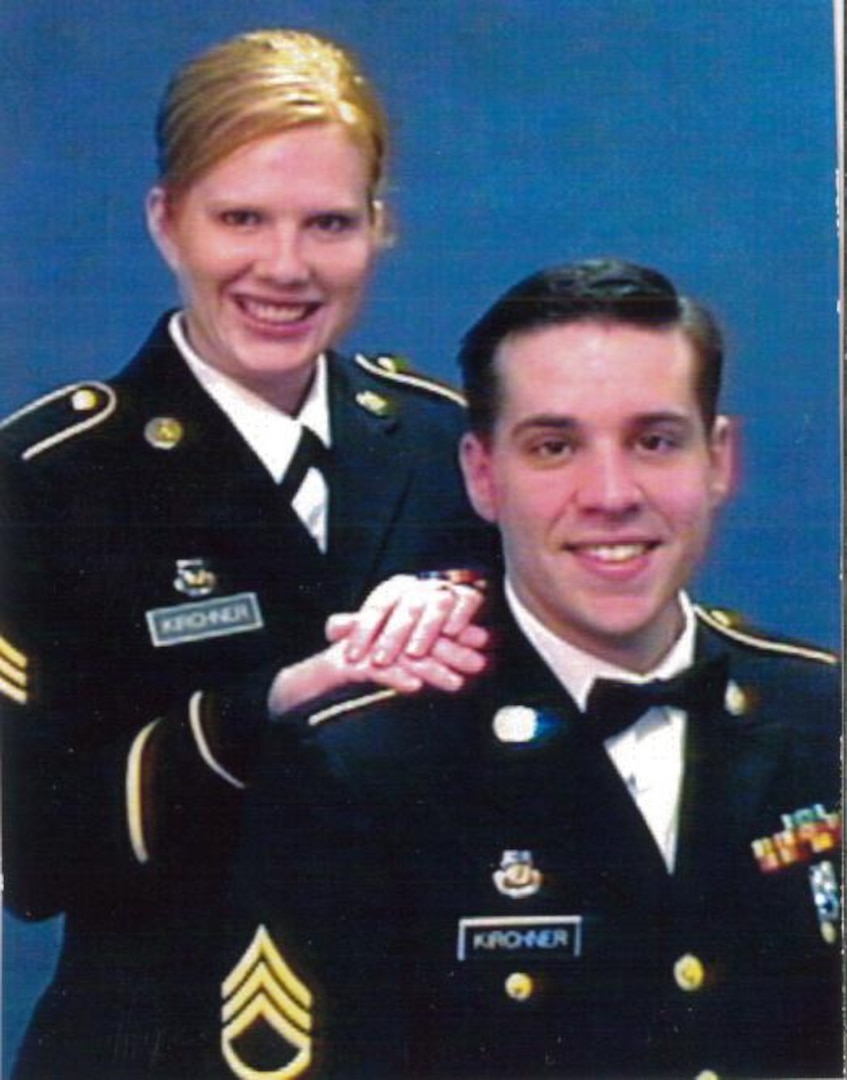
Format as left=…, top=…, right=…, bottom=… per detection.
left=460, top=321, right=733, bottom=671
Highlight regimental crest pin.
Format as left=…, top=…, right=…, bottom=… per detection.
left=174, top=558, right=218, bottom=598
left=493, top=850, right=543, bottom=899
left=355, top=389, right=393, bottom=417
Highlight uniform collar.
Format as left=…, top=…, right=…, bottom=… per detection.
left=168, top=311, right=331, bottom=482
left=504, top=580, right=697, bottom=711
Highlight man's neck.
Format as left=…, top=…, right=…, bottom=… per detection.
left=504, top=579, right=697, bottom=711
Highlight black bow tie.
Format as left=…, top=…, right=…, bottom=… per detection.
left=583, top=655, right=728, bottom=743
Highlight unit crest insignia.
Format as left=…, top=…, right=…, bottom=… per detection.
left=493, top=850, right=543, bottom=899
left=174, top=558, right=218, bottom=598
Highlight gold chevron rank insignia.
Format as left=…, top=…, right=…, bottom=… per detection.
left=0, top=635, right=29, bottom=705
left=221, top=925, right=314, bottom=1079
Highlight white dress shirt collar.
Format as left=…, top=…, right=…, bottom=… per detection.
left=168, top=311, right=331, bottom=483
left=505, top=579, right=697, bottom=709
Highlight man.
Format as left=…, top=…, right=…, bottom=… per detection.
left=223, top=259, right=842, bottom=1079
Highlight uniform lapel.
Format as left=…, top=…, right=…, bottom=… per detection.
left=673, top=626, right=784, bottom=890
left=114, top=318, right=331, bottom=601
left=325, top=357, right=416, bottom=586
left=472, top=613, right=672, bottom=901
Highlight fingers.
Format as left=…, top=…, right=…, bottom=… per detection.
left=405, top=584, right=485, bottom=658
left=338, top=574, right=488, bottom=666
left=326, top=609, right=489, bottom=651
left=320, top=626, right=491, bottom=701
left=339, top=575, right=416, bottom=662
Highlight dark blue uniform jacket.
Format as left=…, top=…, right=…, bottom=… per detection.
left=0, top=314, right=496, bottom=1078
left=228, top=602, right=842, bottom=1080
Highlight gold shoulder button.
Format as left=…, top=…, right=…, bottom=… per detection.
left=375, top=355, right=410, bottom=374
left=70, top=387, right=101, bottom=412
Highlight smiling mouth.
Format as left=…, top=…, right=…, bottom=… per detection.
left=238, top=297, right=322, bottom=326
left=570, top=542, right=658, bottom=563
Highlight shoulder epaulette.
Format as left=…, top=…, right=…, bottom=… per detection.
left=308, top=688, right=398, bottom=728
left=353, top=353, right=466, bottom=407
left=0, top=382, right=116, bottom=462
left=695, top=604, right=838, bottom=665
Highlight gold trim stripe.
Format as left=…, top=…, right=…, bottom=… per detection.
left=695, top=605, right=838, bottom=666
left=221, top=998, right=312, bottom=1080
left=354, top=353, right=466, bottom=407
left=0, top=673, right=27, bottom=705
left=0, top=635, right=28, bottom=670
left=0, top=655, right=27, bottom=688
left=126, top=718, right=162, bottom=864
left=223, top=926, right=312, bottom=1007
left=188, top=691, right=246, bottom=790
left=308, top=687, right=398, bottom=728
left=223, top=963, right=312, bottom=1033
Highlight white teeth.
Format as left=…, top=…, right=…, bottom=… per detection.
left=585, top=543, right=648, bottom=563
left=241, top=298, right=314, bottom=324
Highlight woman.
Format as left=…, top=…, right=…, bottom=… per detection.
left=1, top=29, right=494, bottom=1078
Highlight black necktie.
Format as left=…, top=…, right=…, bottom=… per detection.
left=277, top=426, right=329, bottom=504
left=583, top=655, right=728, bottom=743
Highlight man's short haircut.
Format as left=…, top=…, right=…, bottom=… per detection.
left=458, top=258, right=724, bottom=436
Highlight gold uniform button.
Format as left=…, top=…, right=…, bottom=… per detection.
left=724, top=681, right=748, bottom=716
left=504, top=972, right=534, bottom=1001
left=144, top=417, right=184, bottom=450
left=673, top=953, right=706, bottom=992
left=708, top=607, right=735, bottom=627
left=71, top=388, right=99, bottom=412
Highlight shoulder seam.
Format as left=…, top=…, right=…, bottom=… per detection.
left=353, top=353, right=466, bottom=407
left=308, top=688, right=399, bottom=728
left=1, top=382, right=117, bottom=461
left=695, top=604, right=837, bottom=665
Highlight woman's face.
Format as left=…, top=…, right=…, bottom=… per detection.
left=147, top=123, right=381, bottom=411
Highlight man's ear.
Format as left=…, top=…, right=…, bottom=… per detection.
left=707, top=414, right=737, bottom=508
left=459, top=432, right=499, bottom=524
left=145, top=187, right=181, bottom=273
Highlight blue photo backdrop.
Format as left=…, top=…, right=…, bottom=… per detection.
left=1, top=2, right=840, bottom=1072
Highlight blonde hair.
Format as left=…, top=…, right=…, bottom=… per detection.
left=155, top=29, right=389, bottom=199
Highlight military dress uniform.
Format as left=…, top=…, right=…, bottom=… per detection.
left=0, top=313, right=496, bottom=1079
left=226, top=600, right=842, bottom=1080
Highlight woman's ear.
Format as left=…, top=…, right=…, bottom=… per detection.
left=145, top=187, right=181, bottom=272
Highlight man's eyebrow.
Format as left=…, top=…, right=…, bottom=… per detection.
left=508, top=410, right=698, bottom=440
left=629, top=411, right=695, bottom=429
left=512, top=415, right=579, bottom=434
